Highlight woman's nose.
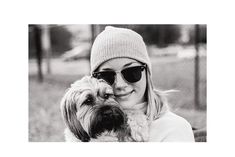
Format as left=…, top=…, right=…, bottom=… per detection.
left=114, top=73, right=128, bottom=89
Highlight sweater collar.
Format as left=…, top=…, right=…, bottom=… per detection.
left=123, top=102, right=147, bottom=114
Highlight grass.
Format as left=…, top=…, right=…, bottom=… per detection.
left=29, top=56, right=206, bottom=141
left=152, top=57, right=207, bottom=110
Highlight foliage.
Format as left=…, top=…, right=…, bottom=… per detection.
left=188, top=25, right=207, bottom=44
left=28, top=25, right=73, bottom=58
left=133, top=25, right=181, bottom=47
left=98, top=24, right=181, bottom=47
left=50, top=25, right=73, bottom=55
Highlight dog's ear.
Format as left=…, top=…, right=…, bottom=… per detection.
left=61, top=97, right=90, bottom=142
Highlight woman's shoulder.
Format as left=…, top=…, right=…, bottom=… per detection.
left=154, top=111, right=191, bottom=127
left=149, top=111, right=195, bottom=142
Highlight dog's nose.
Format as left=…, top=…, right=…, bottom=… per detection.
left=101, top=106, right=122, bottom=120
left=103, top=110, right=113, bottom=116
left=103, top=109, right=113, bottom=116
left=99, top=105, right=125, bottom=119
left=103, top=109, right=114, bottom=116
left=89, top=105, right=126, bottom=138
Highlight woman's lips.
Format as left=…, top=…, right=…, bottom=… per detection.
left=115, top=91, right=134, bottom=100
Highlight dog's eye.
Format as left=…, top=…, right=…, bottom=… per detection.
left=103, top=93, right=114, bottom=99
left=83, top=96, right=94, bottom=106
left=104, top=94, right=109, bottom=99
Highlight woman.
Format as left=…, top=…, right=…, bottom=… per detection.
left=90, top=26, right=194, bottom=142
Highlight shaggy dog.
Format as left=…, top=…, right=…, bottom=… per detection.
left=60, top=76, right=149, bottom=142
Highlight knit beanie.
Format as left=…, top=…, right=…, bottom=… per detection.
left=90, top=26, right=152, bottom=75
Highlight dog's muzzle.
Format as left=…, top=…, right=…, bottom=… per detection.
left=89, top=105, right=126, bottom=138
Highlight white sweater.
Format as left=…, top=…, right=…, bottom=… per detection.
left=149, top=111, right=195, bottom=142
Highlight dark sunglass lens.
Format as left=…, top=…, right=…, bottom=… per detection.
left=97, top=71, right=115, bottom=85
left=122, top=66, right=143, bottom=83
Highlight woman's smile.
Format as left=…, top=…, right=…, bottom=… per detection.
left=115, top=90, right=134, bottom=100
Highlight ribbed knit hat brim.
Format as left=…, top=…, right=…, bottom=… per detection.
left=90, top=26, right=152, bottom=74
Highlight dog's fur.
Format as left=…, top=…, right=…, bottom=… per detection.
left=60, top=76, right=149, bottom=142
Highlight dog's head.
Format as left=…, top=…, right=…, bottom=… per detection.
left=60, top=76, right=128, bottom=142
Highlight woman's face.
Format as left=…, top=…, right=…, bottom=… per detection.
left=97, top=58, right=147, bottom=109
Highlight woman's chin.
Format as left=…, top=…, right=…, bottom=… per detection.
left=119, top=101, right=136, bottom=110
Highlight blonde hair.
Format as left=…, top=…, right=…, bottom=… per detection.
left=145, top=68, right=169, bottom=121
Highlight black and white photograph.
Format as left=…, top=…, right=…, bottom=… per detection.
left=2, top=0, right=235, bottom=157
left=28, top=24, right=207, bottom=142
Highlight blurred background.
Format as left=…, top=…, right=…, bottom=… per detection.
left=28, top=24, right=206, bottom=142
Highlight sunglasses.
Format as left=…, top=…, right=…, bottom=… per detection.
left=92, top=64, right=146, bottom=85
